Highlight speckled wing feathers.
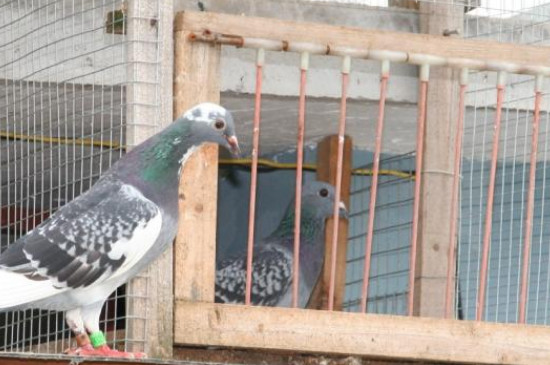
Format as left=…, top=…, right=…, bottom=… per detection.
left=0, top=176, right=160, bottom=290
left=215, top=245, right=292, bottom=306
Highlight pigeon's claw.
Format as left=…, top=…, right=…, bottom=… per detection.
left=64, top=343, right=93, bottom=356
left=67, top=344, right=147, bottom=359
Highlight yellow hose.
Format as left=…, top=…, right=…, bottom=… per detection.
left=1, top=131, right=414, bottom=180
left=0, top=131, right=122, bottom=149
left=220, top=158, right=415, bottom=180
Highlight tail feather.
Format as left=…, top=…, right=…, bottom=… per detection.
left=0, top=269, right=60, bottom=310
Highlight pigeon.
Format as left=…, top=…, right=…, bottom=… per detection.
left=0, top=102, right=240, bottom=358
left=215, top=180, right=348, bottom=308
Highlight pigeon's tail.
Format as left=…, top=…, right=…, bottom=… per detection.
left=0, top=269, right=60, bottom=310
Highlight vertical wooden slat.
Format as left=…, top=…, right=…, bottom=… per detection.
left=307, top=135, right=352, bottom=310
left=173, top=22, right=221, bottom=303
left=414, top=0, right=463, bottom=318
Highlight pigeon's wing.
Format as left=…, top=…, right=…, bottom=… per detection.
left=0, top=177, right=161, bottom=308
left=215, top=245, right=292, bottom=306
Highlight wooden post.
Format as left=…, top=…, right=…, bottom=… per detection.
left=307, top=135, right=352, bottom=310
left=125, top=0, right=174, bottom=358
left=173, top=13, right=221, bottom=304
left=414, top=1, right=464, bottom=317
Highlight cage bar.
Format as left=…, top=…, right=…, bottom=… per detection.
left=445, top=68, right=468, bottom=319
left=292, top=52, right=309, bottom=308
left=327, top=56, right=351, bottom=311
left=408, top=64, right=430, bottom=316
left=188, top=30, right=550, bottom=76
left=518, top=75, right=544, bottom=324
left=477, top=71, right=507, bottom=322
left=245, top=48, right=265, bottom=305
left=360, top=60, right=390, bottom=313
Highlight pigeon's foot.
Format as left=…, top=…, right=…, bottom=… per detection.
left=71, top=344, right=147, bottom=359
left=64, top=333, right=92, bottom=355
left=64, top=331, right=146, bottom=358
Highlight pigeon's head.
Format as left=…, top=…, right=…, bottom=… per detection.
left=271, top=181, right=347, bottom=243
left=183, top=103, right=240, bottom=156
left=301, top=181, right=348, bottom=220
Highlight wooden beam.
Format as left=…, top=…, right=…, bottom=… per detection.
left=173, top=25, right=221, bottom=303
left=174, top=143, right=219, bottom=302
left=388, top=0, right=420, bottom=10
left=0, top=353, right=199, bottom=365
left=173, top=347, right=436, bottom=365
left=307, top=135, right=352, bottom=310
left=173, top=30, right=221, bottom=116
left=125, top=0, right=174, bottom=358
left=413, top=1, right=463, bottom=318
left=174, top=301, right=550, bottom=365
left=174, top=11, right=550, bottom=69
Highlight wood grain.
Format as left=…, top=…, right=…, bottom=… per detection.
left=173, top=26, right=221, bottom=303
left=175, top=301, right=550, bottom=365
left=175, top=11, right=550, bottom=70
left=308, top=135, right=352, bottom=311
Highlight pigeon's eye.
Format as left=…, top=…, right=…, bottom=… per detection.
left=319, top=188, right=329, bottom=198
left=214, top=119, right=226, bottom=130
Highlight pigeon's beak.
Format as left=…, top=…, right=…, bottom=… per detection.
left=338, top=201, right=348, bottom=219
left=225, top=135, right=241, bottom=157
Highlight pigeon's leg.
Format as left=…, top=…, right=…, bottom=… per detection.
left=64, top=308, right=95, bottom=355
left=75, top=301, right=146, bottom=359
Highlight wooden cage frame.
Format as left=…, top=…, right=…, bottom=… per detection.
left=169, top=9, right=550, bottom=365
left=2, top=4, right=550, bottom=365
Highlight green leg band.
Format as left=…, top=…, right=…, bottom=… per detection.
left=89, top=331, right=107, bottom=348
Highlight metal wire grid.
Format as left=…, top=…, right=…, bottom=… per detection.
left=0, top=0, right=163, bottom=353
left=344, top=152, right=414, bottom=314
left=452, top=0, right=550, bottom=323
left=296, top=0, right=550, bottom=319
left=456, top=72, right=550, bottom=324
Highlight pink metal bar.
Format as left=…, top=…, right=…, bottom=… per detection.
left=518, top=82, right=543, bottom=323
left=245, top=50, right=264, bottom=305
left=408, top=66, right=429, bottom=317
left=327, top=56, right=350, bottom=311
left=292, top=55, right=308, bottom=308
left=360, top=62, right=390, bottom=313
left=477, top=74, right=506, bottom=321
left=445, top=76, right=468, bottom=319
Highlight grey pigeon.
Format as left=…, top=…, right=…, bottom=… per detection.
left=215, top=181, right=347, bottom=307
left=0, top=102, right=240, bottom=358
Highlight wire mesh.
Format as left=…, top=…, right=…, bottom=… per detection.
left=344, top=152, right=414, bottom=314
left=0, top=0, right=164, bottom=354
left=454, top=1, right=550, bottom=323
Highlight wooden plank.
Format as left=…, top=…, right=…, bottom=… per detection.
left=173, top=27, right=221, bottom=303
left=0, top=351, right=458, bottom=365
left=388, top=0, right=420, bottom=10
left=174, top=301, right=550, bottom=365
left=0, top=353, right=202, bottom=365
left=173, top=30, right=221, bottom=116
left=174, top=11, right=550, bottom=69
left=125, top=0, right=174, bottom=358
left=308, top=135, right=352, bottom=310
left=413, top=1, right=464, bottom=317
left=174, top=143, right=219, bottom=301
left=173, top=347, right=434, bottom=365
